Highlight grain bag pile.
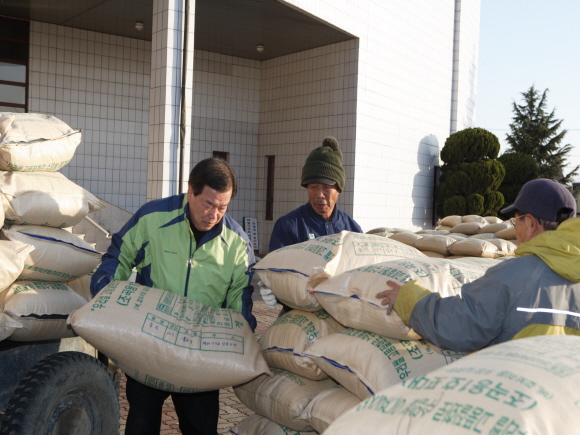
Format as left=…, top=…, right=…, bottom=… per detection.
left=311, top=256, right=497, bottom=339
left=366, top=214, right=518, bottom=260
left=0, top=113, right=104, bottom=342
left=253, top=231, right=426, bottom=311
left=247, top=234, right=497, bottom=431
left=234, top=308, right=361, bottom=433
left=324, top=335, right=580, bottom=434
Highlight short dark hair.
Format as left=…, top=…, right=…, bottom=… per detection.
left=188, top=158, right=237, bottom=198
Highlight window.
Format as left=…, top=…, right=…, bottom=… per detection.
left=213, top=151, right=229, bottom=162
left=265, top=155, right=275, bottom=221
left=0, top=17, right=29, bottom=113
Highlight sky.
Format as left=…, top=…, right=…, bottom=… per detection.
left=476, top=0, right=580, bottom=181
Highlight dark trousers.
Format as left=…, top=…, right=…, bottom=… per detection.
left=125, top=375, right=219, bottom=435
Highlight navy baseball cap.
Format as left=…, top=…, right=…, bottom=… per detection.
left=500, top=178, right=577, bottom=221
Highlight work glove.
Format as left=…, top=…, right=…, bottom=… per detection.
left=259, top=281, right=278, bottom=310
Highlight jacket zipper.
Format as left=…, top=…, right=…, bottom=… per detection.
left=184, top=232, right=194, bottom=297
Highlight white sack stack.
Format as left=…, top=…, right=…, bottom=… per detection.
left=324, top=335, right=580, bottom=434
left=253, top=231, right=425, bottom=312
left=311, top=256, right=498, bottom=339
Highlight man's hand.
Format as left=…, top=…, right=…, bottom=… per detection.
left=375, top=280, right=402, bottom=315
left=259, top=281, right=278, bottom=310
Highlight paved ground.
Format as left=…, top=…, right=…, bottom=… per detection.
left=118, top=296, right=279, bottom=434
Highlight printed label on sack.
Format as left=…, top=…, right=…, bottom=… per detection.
left=142, top=313, right=245, bottom=354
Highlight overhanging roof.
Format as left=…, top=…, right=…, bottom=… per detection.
left=0, top=0, right=355, bottom=60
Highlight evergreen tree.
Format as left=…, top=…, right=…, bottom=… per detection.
left=506, top=85, right=578, bottom=184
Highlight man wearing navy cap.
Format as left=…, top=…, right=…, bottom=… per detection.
left=376, top=178, right=580, bottom=352
left=260, top=137, right=363, bottom=310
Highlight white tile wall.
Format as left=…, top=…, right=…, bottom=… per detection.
left=191, top=50, right=261, bottom=226
left=454, top=0, right=481, bottom=131
left=28, top=22, right=150, bottom=213
left=279, top=0, right=480, bottom=233
left=26, top=0, right=480, bottom=246
left=256, top=41, right=358, bottom=253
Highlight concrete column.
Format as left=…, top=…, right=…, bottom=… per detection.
left=450, top=0, right=461, bottom=135
left=147, top=0, right=195, bottom=200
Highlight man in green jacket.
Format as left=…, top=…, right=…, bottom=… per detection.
left=91, top=157, right=256, bottom=435
left=376, top=178, right=580, bottom=352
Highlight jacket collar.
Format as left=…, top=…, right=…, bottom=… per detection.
left=516, top=217, right=580, bottom=282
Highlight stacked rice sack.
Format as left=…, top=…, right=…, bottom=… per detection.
left=0, top=113, right=105, bottom=342
left=242, top=232, right=501, bottom=432
left=369, top=214, right=518, bottom=260
left=69, top=280, right=270, bottom=393
left=324, top=335, right=580, bottom=434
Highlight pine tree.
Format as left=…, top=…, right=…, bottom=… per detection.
left=506, top=85, right=578, bottom=184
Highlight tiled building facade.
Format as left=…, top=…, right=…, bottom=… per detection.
left=2, top=0, right=480, bottom=253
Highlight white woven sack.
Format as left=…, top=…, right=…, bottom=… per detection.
left=65, top=268, right=96, bottom=302
left=304, top=329, right=465, bottom=400
left=483, top=216, right=503, bottom=224
left=324, top=335, right=580, bottom=435
left=0, top=239, right=35, bottom=292
left=3, top=225, right=101, bottom=282
left=496, top=226, right=517, bottom=240
left=388, top=232, right=422, bottom=246
left=389, top=228, right=415, bottom=234
left=479, top=221, right=513, bottom=234
left=2, top=281, right=86, bottom=341
left=69, top=281, right=269, bottom=392
left=434, top=224, right=453, bottom=231
left=419, top=250, right=446, bottom=258
left=448, top=237, right=499, bottom=258
left=0, top=113, right=75, bottom=144
left=413, top=235, right=456, bottom=256
left=229, top=415, right=316, bottom=435
left=1, top=290, right=23, bottom=341
left=366, top=227, right=390, bottom=235
left=259, top=310, right=345, bottom=380
left=415, top=229, right=449, bottom=235
left=254, top=231, right=425, bottom=312
left=437, top=215, right=461, bottom=227
left=0, top=171, right=105, bottom=228
left=447, top=233, right=468, bottom=240
left=234, top=368, right=337, bottom=431
left=0, top=131, right=81, bottom=172
left=450, top=222, right=484, bottom=235
left=312, top=257, right=497, bottom=340
left=0, top=202, right=4, bottom=228
left=487, top=238, right=518, bottom=257
left=461, top=215, right=488, bottom=225
left=469, top=233, right=498, bottom=239
left=299, top=385, right=361, bottom=434
left=0, top=239, right=35, bottom=340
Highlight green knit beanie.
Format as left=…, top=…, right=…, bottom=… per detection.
left=301, top=137, right=345, bottom=193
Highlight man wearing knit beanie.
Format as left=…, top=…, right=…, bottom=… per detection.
left=260, top=137, right=363, bottom=311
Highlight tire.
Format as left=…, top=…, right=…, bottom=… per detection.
left=0, top=351, right=119, bottom=435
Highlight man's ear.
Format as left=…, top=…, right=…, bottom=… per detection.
left=529, top=214, right=545, bottom=236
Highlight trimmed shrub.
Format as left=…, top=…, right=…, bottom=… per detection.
left=436, top=128, right=505, bottom=218
left=440, top=127, right=501, bottom=164
left=443, top=195, right=466, bottom=216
